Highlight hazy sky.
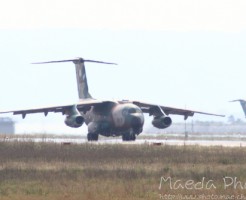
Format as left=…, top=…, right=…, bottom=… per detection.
left=0, top=0, right=246, bottom=133
left=1, top=0, right=246, bottom=31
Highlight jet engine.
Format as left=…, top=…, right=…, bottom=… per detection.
left=65, top=115, right=84, bottom=128
left=152, top=116, right=172, bottom=129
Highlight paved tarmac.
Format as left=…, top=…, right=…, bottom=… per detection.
left=2, top=137, right=246, bottom=147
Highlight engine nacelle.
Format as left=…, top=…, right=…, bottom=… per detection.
left=152, top=116, right=172, bottom=129
left=65, top=115, right=84, bottom=128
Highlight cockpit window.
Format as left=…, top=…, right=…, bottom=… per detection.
left=122, top=106, right=142, bottom=116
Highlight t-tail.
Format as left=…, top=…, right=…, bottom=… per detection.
left=230, top=99, right=246, bottom=118
left=32, top=57, right=117, bottom=100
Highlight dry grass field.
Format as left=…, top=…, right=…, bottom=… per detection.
left=0, top=140, right=246, bottom=199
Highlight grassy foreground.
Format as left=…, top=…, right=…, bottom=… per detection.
left=0, top=141, right=246, bottom=199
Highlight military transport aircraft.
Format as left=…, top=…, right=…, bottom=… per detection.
left=230, top=99, right=246, bottom=118
left=0, top=58, right=224, bottom=141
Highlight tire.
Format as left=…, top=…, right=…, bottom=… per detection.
left=87, top=133, right=99, bottom=141
left=122, top=132, right=136, bottom=141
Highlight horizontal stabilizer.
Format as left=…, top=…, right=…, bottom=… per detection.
left=32, top=57, right=117, bottom=65
left=229, top=99, right=245, bottom=102
left=32, top=57, right=116, bottom=100
left=230, top=99, right=246, bottom=118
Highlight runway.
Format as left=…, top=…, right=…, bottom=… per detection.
left=2, top=137, right=246, bottom=147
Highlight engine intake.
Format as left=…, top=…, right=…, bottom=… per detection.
left=65, top=115, right=84, bottom=128
left=152, top=116, right=172, bottom=129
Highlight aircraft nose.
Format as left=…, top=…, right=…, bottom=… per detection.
left=130, top=113, right=144, bottom=127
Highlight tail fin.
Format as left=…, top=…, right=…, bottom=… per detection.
left=230, top=99, right=246, bottom=117
left=32, top=58, right=116, bottom=99
left=73, top=58, right=92, bottom=99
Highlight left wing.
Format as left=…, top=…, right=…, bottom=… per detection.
left=130, top=101, right=225, bottom=120
left=0, top=99, right=112, bottom=118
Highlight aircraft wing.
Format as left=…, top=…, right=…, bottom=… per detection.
left=0, top=99, right=111, bottom=118
left=131, top=101, right=225, bottom=120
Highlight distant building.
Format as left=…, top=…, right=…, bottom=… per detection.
left=0, top=117, right=15, bottom=134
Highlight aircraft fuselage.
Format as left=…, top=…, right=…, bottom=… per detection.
left=82, top=102, right=144, bottom=137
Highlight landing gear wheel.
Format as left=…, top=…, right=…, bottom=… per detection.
left=131, top=134, right=136, bottom=141
left=87, top=133, right=99, bottom=141
left=122, top=132, right=136, bottom=141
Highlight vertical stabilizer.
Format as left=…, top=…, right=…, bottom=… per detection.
left=230, top=99, right=246, bottom=117
left=73, top=59, right=92, bottom=99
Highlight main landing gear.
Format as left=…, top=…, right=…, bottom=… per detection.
left=87, top=133, right=99, bottom=141
left=122, top=132, right=136, bottom=141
